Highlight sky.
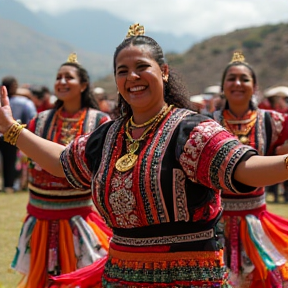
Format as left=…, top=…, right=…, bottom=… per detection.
left=16, top=0, right=288, bottom=40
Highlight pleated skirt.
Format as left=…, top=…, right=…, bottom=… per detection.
left=11, top=211, right=112, bottom=288
left=222, top=209, right=288, bottom=288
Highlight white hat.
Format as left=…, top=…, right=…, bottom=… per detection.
left=204, top=85, right=221, bottom=94
left=93, top=87, right=105, bottom=94
left=264, top=86, right=288, bottom=98
left=189, top=94, right=205, bottom=105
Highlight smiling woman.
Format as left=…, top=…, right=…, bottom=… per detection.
left=9, top=53, right=112, bottom=288
left=3, top=24, right=288, bottom=288
left=114, top=44, right=168, bottom=122
left=211, top=52, right=288, bottom=288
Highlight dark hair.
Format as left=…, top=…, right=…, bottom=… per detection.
left=1, top=76, right=18, bottom=97
left=113, top=35, right=191, bottom=118
left=54, top=62, right=98, bottom=109
left=30, top=85, right=46, bottom=100
left=221, top=61, right=257, bottom=110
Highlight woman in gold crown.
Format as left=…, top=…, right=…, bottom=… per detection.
left=10, top=54, right=112, bottom=288
left=2, top=24, right=288, bottom=288
left=211, top=51, right=288, bottom=288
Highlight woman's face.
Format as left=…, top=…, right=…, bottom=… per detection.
left=54, top=65, right=86, bottom=104
left=115, top=44, right=168, bottom=113
left=223, top=65, right=255, bottom=106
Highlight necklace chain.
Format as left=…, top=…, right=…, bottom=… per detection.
left=56, top=107, right=86, bottom=145
left=129, top=105, right=167, bottom=128
left=222, top=110, right=257, bottom=144
left=56, top=106, right=83, bottom=122
left=125, top=104, right=171, bottom=152
left=115, top=105, right=173, bottom=172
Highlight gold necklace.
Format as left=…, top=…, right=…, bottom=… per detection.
left=56, top=106, right=83, bottom=122
left=115, top=105, right=173, bottom=172
left=57, top=107, right=87, bottom=145
left=129, top=105, right=167, bottom=128
left=222, top=110, right=258, bottom=145
left=223, top=116, right=257, bottom=145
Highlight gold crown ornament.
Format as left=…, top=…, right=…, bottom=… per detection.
left=229, top=51, right=246, bottom=64
left=67, top=52, right=79, bottom=63
left=126, top=23, right=145, bottom=38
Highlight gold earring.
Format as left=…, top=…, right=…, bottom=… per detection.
left=162, top=73, right=169, bottom=83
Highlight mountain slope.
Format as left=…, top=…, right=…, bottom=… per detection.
left=0, top=0, right=51, bottom=34
left=37, top=9, right=196, bottom=54
left=168, top=23, right=288, bottom=94
left=0, top=18, right=111, bottom=88
left=0, top=0, right=196, bottom=55
left=94, top=22, right=288, bottom=97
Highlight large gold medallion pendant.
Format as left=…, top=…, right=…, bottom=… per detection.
left=127, top=141, right=139, bottom=154
left=115, top=153, right=138, bottom=172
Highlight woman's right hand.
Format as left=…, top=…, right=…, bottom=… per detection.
left=0, top=86, right=16, bottom=134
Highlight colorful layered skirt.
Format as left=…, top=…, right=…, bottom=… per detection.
left=222, top=194, right=288, bottom=288
left=49, top=227, right=233, bottom=287
left=11, top=185, right=112, bottom=288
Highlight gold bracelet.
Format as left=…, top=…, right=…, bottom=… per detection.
left=3, top=122, right=26, bottom=146
left=284, top=155, right=288, bottom=170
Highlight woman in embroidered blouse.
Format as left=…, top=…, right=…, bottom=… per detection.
left=10, top=54, right=112, bottom=288
left=212, top=52, right=288, bottom=288
left=1, top=25, right=288, bottom=288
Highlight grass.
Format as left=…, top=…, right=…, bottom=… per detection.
left=0, top=192, right=28, bottom=288
left=0, top=192, right=288, bottom=287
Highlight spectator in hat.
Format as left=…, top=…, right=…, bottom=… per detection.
left=93, top=87, right=117, bottom=118
left=264, top=85, right=288, bottom=113
left=203, top=85, right=224, bottom=113
left=189, top=94, right=205, bottom=113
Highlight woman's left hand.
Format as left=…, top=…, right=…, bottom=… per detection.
left=0, top=86, right=16, bottom=134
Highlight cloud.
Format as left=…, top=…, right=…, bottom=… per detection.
left=16, top=0, right=288, bottom=39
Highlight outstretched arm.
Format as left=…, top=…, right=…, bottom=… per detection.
left=0, top=86, right=65, bottom=177
left=234, top=154, right=288, bottom=187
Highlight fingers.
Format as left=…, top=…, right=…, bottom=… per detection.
left=0, top=86, right=9, bottom=107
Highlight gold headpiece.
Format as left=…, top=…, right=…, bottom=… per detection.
left=229, top=51, right=246, bottom=64
left=67, top=52, right=78, bottom=63
left=126, top=23, right=145, bottom=38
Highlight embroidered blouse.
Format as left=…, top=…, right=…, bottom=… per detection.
left=27, top=107, right=110, bottom=219
left=213, top=108, right=287, bottom=198
left=60, top=108, right=257, bottom=233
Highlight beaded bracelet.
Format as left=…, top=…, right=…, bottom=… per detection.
left=3, top=121, right=26, bottom=146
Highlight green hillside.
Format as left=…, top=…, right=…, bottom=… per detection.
left=168, top=23, right=288, bottom=95
left=2, top=18, right=288, bottom=97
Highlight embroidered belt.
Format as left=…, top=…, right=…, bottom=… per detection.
left=222, top=194, right=265, bottom=211
left=28, top=183, right=91, bottom=196
left=112, top=228, right=214, bottom=246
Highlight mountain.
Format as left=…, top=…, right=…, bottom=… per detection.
left=94, top=22, right=288, bottom=97
left=168, top=23, right=288, bottom=95
left=0, top=17, right=111, bottom=88
left=0, top=0, right=52, bottom=34
left=1, top=0, right=287, bottom=97
left=0, top=0, right=197, bottom=55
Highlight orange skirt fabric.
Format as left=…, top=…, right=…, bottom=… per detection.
left=222, top=210, right=288, bottom=288
left=11, top=212, right=112, bottom=288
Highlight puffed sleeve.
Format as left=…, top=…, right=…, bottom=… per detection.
left=266, top=110, right=288, bottom=155
left=178, top=117, right=258, bottom=193
left=60, top=121, right=114, bottom=190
